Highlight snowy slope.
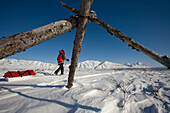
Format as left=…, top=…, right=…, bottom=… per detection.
left=95, top=61, right=129, bottom=69
left=77, top=60, right=101, bottom=69
left=0, top=59, right=56, bottom=67
left=0, top=59, right=58, bottom=77
left=0, top=66, right=169, bottom=113
left=0, top=59, right=169, bottom=113
left=77, top=60, right=150, bottom=70
left=0, top=59, right=57, bottom=69
left=124, top=62, right=149, bottom=68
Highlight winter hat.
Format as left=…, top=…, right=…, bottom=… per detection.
left=61, top=50, right=65, bottom=53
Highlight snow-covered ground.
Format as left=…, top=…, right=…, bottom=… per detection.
left=0, top=59, right=169, bottom=113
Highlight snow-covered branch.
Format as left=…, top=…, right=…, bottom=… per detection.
left=108, top=75, right=136, bottom=108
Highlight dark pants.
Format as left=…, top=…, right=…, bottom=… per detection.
left=55, top=63, right=64, bottom=75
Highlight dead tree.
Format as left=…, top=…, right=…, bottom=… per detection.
left=0, top=1, right=170, bottom=89
left=60, top=2, right=170, bottom=69
left=66, top=0, right=94, bottom=89
left=0, top=18, right=77, bottom=59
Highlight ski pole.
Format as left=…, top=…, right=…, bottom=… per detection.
left=51, top=64, right=58, bottom=74
left=65, top=61, right=68, bottom=66
left=65, top=61, right=69, bottom=74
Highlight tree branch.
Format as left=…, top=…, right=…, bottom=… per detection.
left=90, top=18, right=170, bottom=68
left=60, top=2, right=79, bottom=15
left=0, top=18, right=77, bottom=59
left=59, top=2, right=170, bottom=68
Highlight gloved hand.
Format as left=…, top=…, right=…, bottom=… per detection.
left=67, top=59, right=69, bottom=61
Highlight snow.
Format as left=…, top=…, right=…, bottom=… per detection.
left=124, top=62, right=149, bottom=68
left=0, top=59, right=57, bottom=70
left=95, top=61, right=129, bottom=69
left=77, top=60, right=150, bottom=70
left=0, top=59, right=170, bottom=113
left=77, top=60, right=101, bottom=69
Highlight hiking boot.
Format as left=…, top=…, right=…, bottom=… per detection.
left=54, top=72, right=58, bottom=75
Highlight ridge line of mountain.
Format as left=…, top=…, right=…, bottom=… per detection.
left=0, top=59, right=149, bottom=69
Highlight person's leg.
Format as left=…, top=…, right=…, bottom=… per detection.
left=54, top=64, right=61, bottom=75
left=61, top=63, right=64, bottom=75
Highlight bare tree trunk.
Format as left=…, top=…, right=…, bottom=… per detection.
left=0, top=18, right=77, bottom=60
left=67, top=0, right=94, bottom=89
left=90, top=18, right=170, bottom=68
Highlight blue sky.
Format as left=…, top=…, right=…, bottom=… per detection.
left=1, top=0, right=170, bottom=67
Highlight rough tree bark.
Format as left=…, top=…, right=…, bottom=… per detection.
left=0, top=18, right=77, bottom=59
left=66, top=0, right=94, bottom=89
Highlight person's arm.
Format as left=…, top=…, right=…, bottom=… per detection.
left=64, top=57, right=69, bottom=61
left=62, top=54, right=69, bottom=61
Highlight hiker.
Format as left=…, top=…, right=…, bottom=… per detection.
left=54, top=50, right=69, bottom=75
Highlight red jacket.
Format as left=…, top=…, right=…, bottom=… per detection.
left=57, top=50, right=68, bottom=63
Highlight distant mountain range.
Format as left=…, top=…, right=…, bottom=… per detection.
left=0, top=59, right=150, bottom=70
left=77, top=60, right=149, bottom=69
left=0, top=59, right=57, bottom=70
left=124, top=62, right=149, bottom=68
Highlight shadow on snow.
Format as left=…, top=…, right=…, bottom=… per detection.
left=1, top=86, right=101, bottom=113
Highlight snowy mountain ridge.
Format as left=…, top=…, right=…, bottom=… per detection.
left=124, top=62, right=149, bottom=68
left=0, top=59, right=150, bottom=70
left=0, top=59, right=56, bottom=67
left=95, top=61, right=129, bottom=69
left=77, top=60, right=101, bottom=69
left=77, top=60, right=149, bottom=69
left=0, top=59, right=57, bottom=70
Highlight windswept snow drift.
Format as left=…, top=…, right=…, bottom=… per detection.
left=0, top=59, right=169, bottom=113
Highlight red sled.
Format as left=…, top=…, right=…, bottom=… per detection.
left=3, top=70, right=36, bottom=78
